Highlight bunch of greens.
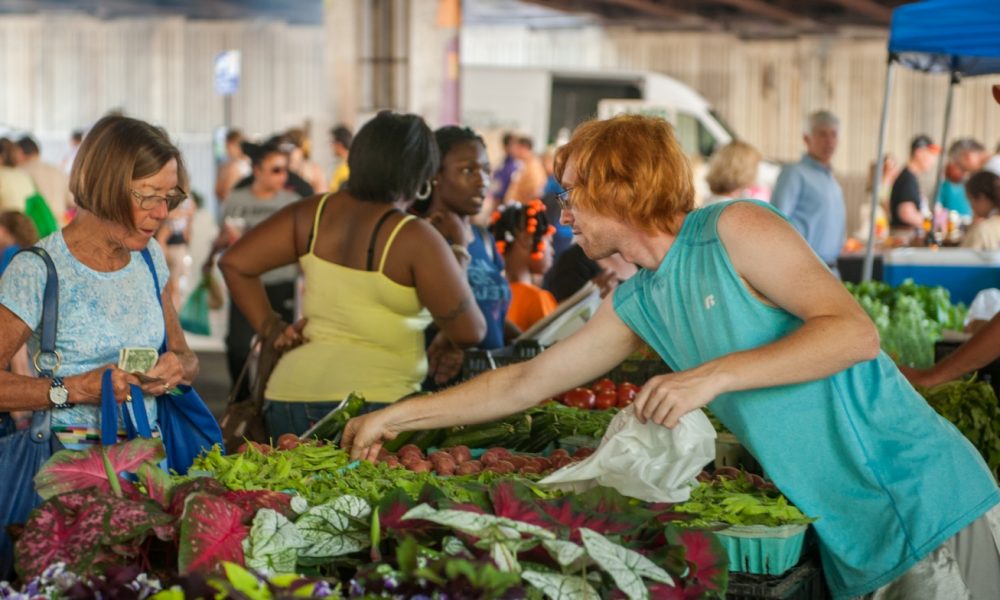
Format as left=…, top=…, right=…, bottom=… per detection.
left=674, top=473, right=814, bottom=529
left=193, top=444, right=561, bottom=507
left=846, top=279, right=966, bottom=368
left=918, top=378, right=1000, bottom=477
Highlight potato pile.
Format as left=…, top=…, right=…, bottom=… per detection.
left=374, top=444, right=595, bottom=477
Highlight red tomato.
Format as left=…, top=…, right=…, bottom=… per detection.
left=563, top=387, right=596, bottom=410
left=616, top=382, right=639, bottom=408
left=591, top=378, right=616, bottom=395
left=594, top=391, right=617, bottom=410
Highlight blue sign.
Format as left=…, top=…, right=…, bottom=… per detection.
left=214, top=50, right=241, bottom=96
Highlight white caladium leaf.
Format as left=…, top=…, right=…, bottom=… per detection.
left=243, top=509, right=306, bottom=574
left=402, top=504, right=555, bottom=540
left=491, top=542, right=521, bottom=573
left=542, top=539, right=587, bottom=568
left=522, top=570, right=600, bottom=600
left=580, top=528, right=674, bottom=600
left=290, top=496, right=309, bottom=514
left=296, top=496, right=372, bottom=558
left=442, top=536, right=471, bottom=557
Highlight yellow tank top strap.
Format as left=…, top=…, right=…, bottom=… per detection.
left=308, top=192, right=334, bottom=254
left=378, top=214, right=416, bottom=273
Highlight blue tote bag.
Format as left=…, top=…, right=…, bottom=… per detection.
left=0, top=248, right=65, bottom=578
left=139, top=248, right=223, bottom=474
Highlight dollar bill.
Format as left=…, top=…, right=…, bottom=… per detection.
left=119, top=347, right=158, bottom=374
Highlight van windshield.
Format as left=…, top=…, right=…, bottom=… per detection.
left=709, top=108, right=738, bottom=141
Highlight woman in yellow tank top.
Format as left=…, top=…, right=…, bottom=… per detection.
left=220, top=112, right=486, bottom=437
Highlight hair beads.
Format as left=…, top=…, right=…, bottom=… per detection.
left=491, top=199, right=555, bottom=259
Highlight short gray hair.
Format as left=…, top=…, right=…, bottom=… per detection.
left=805, top=110, right=839, bottom=134
left=948, top=137, right=985, bottom=161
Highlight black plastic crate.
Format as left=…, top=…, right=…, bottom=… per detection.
left=726, top=559, right=829, bottom=600
left=461, top=340, right=545, bottom=380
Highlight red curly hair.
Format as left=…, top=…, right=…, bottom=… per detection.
left=554, top=114, right=694, bottom=235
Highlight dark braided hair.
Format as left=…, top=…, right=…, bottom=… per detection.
left=491, top=200, right=556, bottom=261
left=412, top=125, right=486, bottom=216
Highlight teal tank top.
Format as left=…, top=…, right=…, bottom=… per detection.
left=613, top=200, right=999, bottom=598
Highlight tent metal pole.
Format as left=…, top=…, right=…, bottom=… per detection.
left=863, top=60, right=895, bottom=282
left=928, top=69, right=959, bottom=241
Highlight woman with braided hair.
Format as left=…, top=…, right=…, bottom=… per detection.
left=491, top=199, right=557, bottom=330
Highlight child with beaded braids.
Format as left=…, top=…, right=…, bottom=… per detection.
left=491, top=199, right=558, bottom=330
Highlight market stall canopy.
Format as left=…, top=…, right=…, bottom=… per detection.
left=888, top=0, right=1000, bottom=75
left=862, top=0, right=1000, bottom=281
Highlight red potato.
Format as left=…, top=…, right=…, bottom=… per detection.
left=456, top=461, right=483, bottom=475
left=508, top=456, right=528, bottom=469
left=447, top=445, right=472, bottom=464
left=276, top=433, right=300, bottom=450
left=520, top=464, right=542, bottom=475
left=714, top=466, right=741, bottom=480
left=400, top=454, right=423, bottom=468
left=549, top=449, right=570, bottom=460
left=572, top=447, right=594, bottom=459
left=481, top=448, right=510, bottom=466
left=383, top=456, right=401, bottom=469
left=409, top=460, right=434, bottom=473
left=487, top=460, right=516, bottom=474
left=747, top=473, right=767, bottom=488
left=430, top=453, right=456, bottom=471
left=533, top=457, right=552, bottom=470
left=696, top=470, right=713, bottom=483
left=433, top=460, right=456, bottom=477
left=252, top=442, right=273, bottom=454
left=398, top=444, right=423, bottom=458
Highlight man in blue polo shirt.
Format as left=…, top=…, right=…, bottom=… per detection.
left=772, top=110, right=845, bottom=274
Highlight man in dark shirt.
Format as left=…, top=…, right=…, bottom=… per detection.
left=890, top=135, right=940, bottom=231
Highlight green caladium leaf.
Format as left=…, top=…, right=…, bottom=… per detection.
left=291, top=496, right=309, bottom=514
left=580, top=527, right=674, bottom=599
left=296, top=495, right=371, bottom=558
left=243, top=509, right=307, bottom=573
left=221, top=562, right=268, bottom=599
left=521, top=570, right=599, bottom=600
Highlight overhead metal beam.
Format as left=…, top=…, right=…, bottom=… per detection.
left=711, top=0, right=818, bottom=27
left=823, top=0, right=892, bottom=25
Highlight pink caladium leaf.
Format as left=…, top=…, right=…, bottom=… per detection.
left=177, top=493, right=248, bottom=574
left=33, top=438, right=166, bottom=500
left=101, top=494, right=174, bottom=545
left=138, top=462, right=174, bottom=508
left=223, top=489, right=295, bottom=522
left=14, top=495, right=108, bottom=579
left=167, top=477, right=229, bottom=517
left=663, top=525, right=729, bottom=592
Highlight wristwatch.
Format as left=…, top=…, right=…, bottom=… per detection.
left=48, top=377, right=70, bottom=408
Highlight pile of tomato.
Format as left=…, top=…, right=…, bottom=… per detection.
left=555, top=378, right=640, bottom=410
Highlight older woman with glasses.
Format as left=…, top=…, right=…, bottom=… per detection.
left=0, top=114, right=198, bottom=448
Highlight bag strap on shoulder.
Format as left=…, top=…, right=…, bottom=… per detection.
left=139, top=248, right=168, bottom=355
left=13, top=247, right=59, bottom=443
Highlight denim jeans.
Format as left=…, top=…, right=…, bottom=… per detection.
left=263, top=399, right=390, bottom=439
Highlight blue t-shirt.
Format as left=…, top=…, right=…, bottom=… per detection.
left=937, top=179, right=972, bottom=217
left=467, top=226, right=510, bottom=349
left=771, top=155, right=846, bottom=265
left=613, top=200, right=999, bottom=598
left=0, top=232, right=169, bottom=447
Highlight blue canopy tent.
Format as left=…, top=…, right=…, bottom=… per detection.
left=862, top=0, right=1000, bottom=281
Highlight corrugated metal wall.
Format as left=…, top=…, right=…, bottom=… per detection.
left=461, top=25, right=1000, bottom=237
left=0, top=12, right=329, bottom=202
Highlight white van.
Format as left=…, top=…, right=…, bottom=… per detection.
left=461, top=66, right=778, bottom=199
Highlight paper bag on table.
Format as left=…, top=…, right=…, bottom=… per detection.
left=539, top=405, right=716, bottom=503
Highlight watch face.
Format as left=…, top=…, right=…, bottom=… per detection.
left=49, top=385, right=69, bottom=406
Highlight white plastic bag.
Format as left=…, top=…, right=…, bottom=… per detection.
left=965, top=288, right=1000, bottom=326
left=539, top=405, right=717, bottom=503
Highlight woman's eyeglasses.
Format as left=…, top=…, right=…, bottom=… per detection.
left=130, top=189, right=186, bottom=211
left=555, top=187, right=574, bottom=211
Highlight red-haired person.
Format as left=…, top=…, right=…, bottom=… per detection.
left=345, top=114, right=1000, bottom=599
left=491, top=200, right=557, bottom=331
